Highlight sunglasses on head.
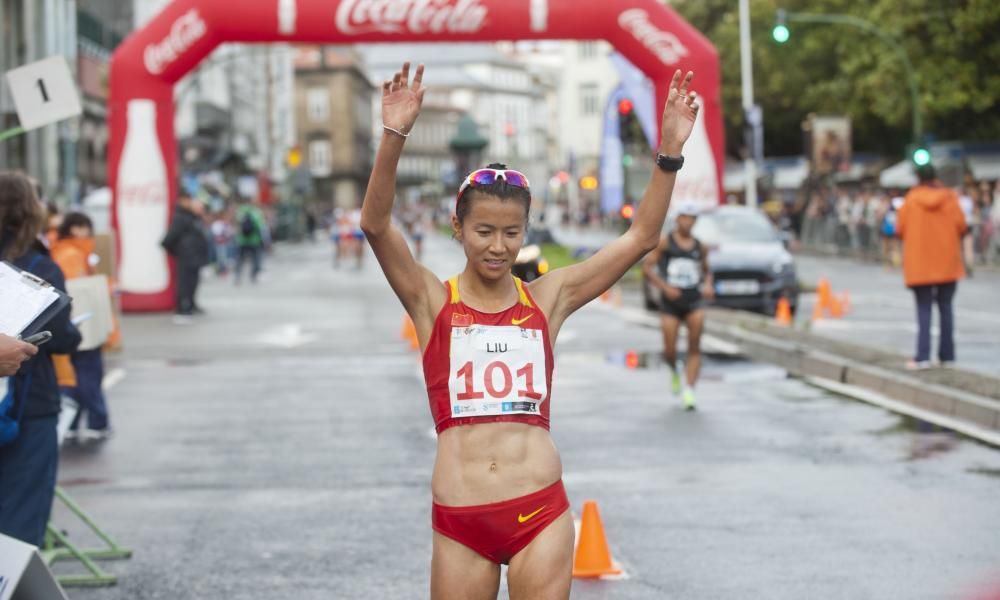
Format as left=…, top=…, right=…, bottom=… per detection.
left=456, top=168, right=531, bottom=210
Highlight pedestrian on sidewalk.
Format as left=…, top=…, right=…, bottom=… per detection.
left=233, top=198, right=267, bottom=284
left=50, top=212, right=114, bottom=439
left=162, top=190, right=212, bottom=316
left=362, top=61, right=699, bottom=599
left=897, top=164, right=967, bottom=370
left=0, top=171, right=81, bottom=546
left=642, top=202, right=714, bottom=410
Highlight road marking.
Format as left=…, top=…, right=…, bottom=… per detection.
left=102, top=368, right=126, bottom=391
left=256, top=323, right=319, bottom=348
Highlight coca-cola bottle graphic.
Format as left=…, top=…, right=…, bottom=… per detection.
left=116, top=99, right=170, bottom=294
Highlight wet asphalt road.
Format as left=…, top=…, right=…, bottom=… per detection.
left=54, top=235, right=1000, bottom=599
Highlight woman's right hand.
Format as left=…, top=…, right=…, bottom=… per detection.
left=0, top=334, right=37, bottom=377
left=662, top=285, right=682, bottom=301
left=382, top=62, right=425, bottom=137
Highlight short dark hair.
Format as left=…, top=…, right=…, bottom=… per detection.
left=455, top=163, right=531, bottom=225
left=0, top=170, right=45, bottom=261
left=57, top=212, right=93, bottom=239
left=915, top=164, right=936, bottom=183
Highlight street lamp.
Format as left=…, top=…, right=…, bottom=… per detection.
left=773, top=8, right=923, bottom=158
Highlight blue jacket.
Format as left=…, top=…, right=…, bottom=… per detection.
left=8, top=241, right=81, bottom=419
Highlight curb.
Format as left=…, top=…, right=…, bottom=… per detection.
left=704, top=318, right=1000, bottom=437
left=604, top=300, right=1000, bottom=442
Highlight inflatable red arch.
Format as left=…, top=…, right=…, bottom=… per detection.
left=109, top=0, right=723, bottom=311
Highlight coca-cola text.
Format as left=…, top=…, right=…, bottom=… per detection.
left=619, top=8, right=689, bottom=66
left=119, top=182, right=168, bottom=207
left=336, top=0, right=488, bottom=35
left=144, top=9, right=208, bottom=76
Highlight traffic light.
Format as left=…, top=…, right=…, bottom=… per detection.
left=622, top=154, right=634, bottom=167
left=620, top=204, right=635, bottom=220
left=618, top=98, right=635, bottom=145
left=912, top=147, right=931, bottom=166
left=773, top=9, right=790, bottom=43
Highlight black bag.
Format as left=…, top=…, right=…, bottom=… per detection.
left=240, top=212, right=257, bottom=237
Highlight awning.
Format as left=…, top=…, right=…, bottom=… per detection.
left=879, top=159, right=917, bottom=189
left=772, top=159, right=809, bottom=189
left=967, top=154, right=1000, bottom=181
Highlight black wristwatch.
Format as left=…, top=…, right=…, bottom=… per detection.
left=655, top=153, right=684, bottom=172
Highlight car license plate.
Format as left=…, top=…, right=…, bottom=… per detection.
left=716, top=279, right=760, bottom=295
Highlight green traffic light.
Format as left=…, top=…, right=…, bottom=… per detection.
left=913, top=148, right=931, bottom=166
left=622, top=154, right=634, bottom=167
left=772, top=24, right=790, bottom=43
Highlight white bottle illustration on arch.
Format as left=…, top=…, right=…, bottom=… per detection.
left=116, top=99, right=170, bottom=294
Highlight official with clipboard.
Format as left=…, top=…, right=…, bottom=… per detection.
left=0, top=171, right=81, bottom=547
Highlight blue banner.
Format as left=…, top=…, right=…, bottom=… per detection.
left=599, top=86, right=627, bottom=215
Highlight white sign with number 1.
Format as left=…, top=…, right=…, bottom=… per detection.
left=4, top=56, right=82, bottom=131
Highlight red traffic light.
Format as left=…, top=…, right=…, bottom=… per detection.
left=621, top=204, right=635, bottom=219
left=617, top=99, right=634, bottom=116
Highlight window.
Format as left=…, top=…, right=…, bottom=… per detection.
left=309, top=140, right=331, bottom=175
left=580, top=83, right=599, bottom=116
left=307, top=88, right=329, bottom=123
left=579, top=42, right=597, bottom=60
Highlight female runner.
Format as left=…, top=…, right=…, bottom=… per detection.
left=361, top=62, right=699, bottom=599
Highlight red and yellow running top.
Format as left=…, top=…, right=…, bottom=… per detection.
left=423, top=276, right=554, bottom=434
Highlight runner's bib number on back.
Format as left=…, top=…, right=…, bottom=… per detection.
left=449, top=325, right=546, bottom=418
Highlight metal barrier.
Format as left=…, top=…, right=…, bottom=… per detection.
left=42, top=487, right=132, bottom=588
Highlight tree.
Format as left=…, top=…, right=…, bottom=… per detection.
left=671, top=0, right=1000, bottom=159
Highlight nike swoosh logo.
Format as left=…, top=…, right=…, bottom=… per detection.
left=512, top=314, right=534, bottom=326
left=518, top=506, right=545, bottom=524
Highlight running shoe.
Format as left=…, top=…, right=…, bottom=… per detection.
left=682, top=388, right=697, bottom=411
left=905, top=360, right=931, bottom=371
left=670, top=371, right=682, bottom=396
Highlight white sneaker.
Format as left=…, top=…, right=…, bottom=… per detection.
left=905, top=360, right=931, bottom=371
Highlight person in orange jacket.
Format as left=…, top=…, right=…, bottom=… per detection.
left=896, top=164, right=967, bottom=370
left=50, top=212, right=112, bottom=439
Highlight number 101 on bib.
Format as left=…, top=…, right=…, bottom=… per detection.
left=448, top=325, right=547, bottom=418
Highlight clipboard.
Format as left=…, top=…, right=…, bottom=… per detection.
left=0, top=261, right=71, bottom=338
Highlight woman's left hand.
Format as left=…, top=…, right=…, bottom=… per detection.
left=382, top=62, right=426, bottom=137
left=659, top=70, right=699, bottom=156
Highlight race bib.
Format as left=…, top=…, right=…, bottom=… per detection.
left=666, top=257, right=700, bottom=289
left=449, top=325, right=547, bottom=419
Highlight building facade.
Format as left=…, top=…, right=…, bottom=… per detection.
left=0, top=0, right=80, bottom=202
left=363, top=43, right=551, bottom=208
left=293, top=45, right=374, bottom=211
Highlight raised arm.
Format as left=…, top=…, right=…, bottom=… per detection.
left=360, top=62, right=446, bottom=337
left=532, top=70, right=700, bottom=331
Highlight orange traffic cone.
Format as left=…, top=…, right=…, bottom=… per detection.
left=829, top=295, right=844, bottom=318
left=816, top=277, right=833, bottom=312
left=573, top=501, right=622, bottom=578
left=775, top=297, right=792, bottom=326
left=401, top=315, right=419, bottom=350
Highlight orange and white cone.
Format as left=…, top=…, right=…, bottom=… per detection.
left=572, top=501, right=622, bottom=578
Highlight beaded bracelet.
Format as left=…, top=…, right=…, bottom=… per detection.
left=383, top=125, right=409, bottom=138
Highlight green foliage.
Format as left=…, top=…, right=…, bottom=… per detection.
left=670, top=0, right=1000, bottom=158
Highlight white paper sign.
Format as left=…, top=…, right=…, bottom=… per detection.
left=4, top=56, right=83, bottom=131
left=0, top=533, right=68, bottom=600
